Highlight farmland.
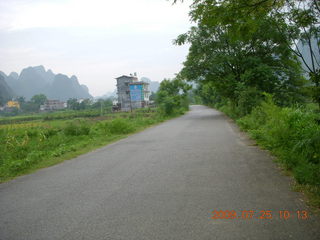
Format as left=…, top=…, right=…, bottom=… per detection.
left=0, top=108, right=171, bottom=182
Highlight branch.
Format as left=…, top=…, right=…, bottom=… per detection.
left=314, top=0, right=320, bottom=14
left=293, top=40, right=314, bottom=73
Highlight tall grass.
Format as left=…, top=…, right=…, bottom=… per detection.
left=0, top=109, right=111, bottom=124
left=237, top=96, right=320, bottom=206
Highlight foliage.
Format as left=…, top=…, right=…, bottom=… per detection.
left=237, top=97, right=320, bottom=192
left=15, top=96, right=26, bottom=104
left=0, top=109, right=108, bottom=124
left=103, top=118, right=135, bottom=134
left=280, top=1, right=320, bottom=107
left=20, top=102, right=39, bottom=113
left=149, top=92, right=156, bottom=101
left=67, top=98, right=78, bottom=110
left=64, top=120, right=90, bottom=136
left=156, top=78, right=191, bottom=115
left=91, top=98, right=113, bottom=109
left=31, top=94, right=47, bottom=105
left=67, top=98, right=112, bottom=112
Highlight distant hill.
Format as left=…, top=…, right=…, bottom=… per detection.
left=1, top=66, right=92, bottom=101
left=140, top=77, right=160, bottom=93
left=49, top=74, right=92, bottom=101
left=297, top=38, right=320, bottom=73
left=96, top=90, right=117, bottom=100
left=0, top=74, right=15, bottom=105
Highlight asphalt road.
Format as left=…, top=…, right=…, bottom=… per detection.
left=0, top=105, right=319, bottom=240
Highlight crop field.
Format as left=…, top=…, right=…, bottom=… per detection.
left=0, top=108, right=169, bottom=182
left=0, top=109, right=112, bottom=124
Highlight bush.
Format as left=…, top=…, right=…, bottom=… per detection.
left=237, top=97, right=320, bottom=189
left=104, top=118, right=135, bottom=134
left=64, top=121, right=90, bottom=136
left=156, top=78, right=190, bottom=116
left=236, top=87, right=263, bottom=116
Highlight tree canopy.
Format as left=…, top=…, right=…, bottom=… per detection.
left=174, top=0, right=319, bottom=113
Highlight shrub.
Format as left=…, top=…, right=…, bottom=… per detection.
left=63, top=121, right=90, bottom=136
left=237, top=97, right=320, bottom=189
left=156, top=78, right=190, bottom=116
left=104, top=118, right=135, bottom=134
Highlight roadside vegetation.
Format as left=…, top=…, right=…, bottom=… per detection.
left=174, top=0, right=320, bottom=208
left=156, top=77, right=190, bottom=116
left=238, top=97, right=320, bottom=207
left=0, top=108, right=184, bottom=182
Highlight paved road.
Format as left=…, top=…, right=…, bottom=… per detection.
left=0, top=105, right=319, bottom=240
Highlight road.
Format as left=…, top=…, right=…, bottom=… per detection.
left=0, top=105, right=319, bottom=240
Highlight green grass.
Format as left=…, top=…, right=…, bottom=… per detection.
left=235, top=97, right=320, bottom=209
left=0, top=108, right=181, bottom=182
left=0, top=108, right=114, bottom=124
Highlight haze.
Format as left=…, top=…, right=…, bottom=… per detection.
left=0, top=0, right=191, bottom=97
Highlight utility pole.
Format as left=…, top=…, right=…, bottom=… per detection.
left=128, top=89, right=133, bottom=112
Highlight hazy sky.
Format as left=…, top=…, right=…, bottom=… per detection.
left=0, top=0, right=191, bottom=96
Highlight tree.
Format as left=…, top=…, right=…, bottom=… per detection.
left=279, top=0, right=320, bottom=107
left=31, top=94, right=47, bottom=105
left=149, top=92, right=157, bottom=101
left=79, top=99, right=91, bottom=110
left=156, top=78, right=191, bottom=115
left=67, top=98, right=80, bottom=110
left=178, top=0, right=319, bottom=108
left=15, top=96, right=26, bottom=104
left=91, top=98, right=113, bottom=109
left=21, top=102, right=39, bottom=112
left=173, top=0, right=307, bottom=115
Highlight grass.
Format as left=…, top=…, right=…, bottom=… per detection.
left=234, top=97, right=320, bottom=209
left=0, top=108, right=183, bottom=183
left=0, top=108, right=113, bottom=124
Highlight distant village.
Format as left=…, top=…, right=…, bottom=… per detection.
left=0, top=68, right=159, bottom=115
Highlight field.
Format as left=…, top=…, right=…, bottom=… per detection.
left=0, top=109, right=110, bottom=124
left=0, top=108, right=173, bottom=182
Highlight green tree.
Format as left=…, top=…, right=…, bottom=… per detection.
left=31, top=94, right=47, bottom=105
left=21, top=102, right=39, bottom=112
left=279, top=1, right=320, bottom=108
left=156, top=78, right=191, bottom=115
left=79, top=99, right=91, bottom=110
left=149, top=92, right=156, bottom=101
left=67, top=98, right=80, bottom=110
left=15, top=96, right=26, bottom=104
left=174, top=0, right=306, bottom=115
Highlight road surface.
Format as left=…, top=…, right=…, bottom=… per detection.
left=0, top=105, right=319, bottom=240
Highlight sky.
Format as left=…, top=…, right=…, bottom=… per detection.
left=0, top=0, right=191, bottom=96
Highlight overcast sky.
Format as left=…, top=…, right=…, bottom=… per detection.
left=0, top=0, right=191, bottom=96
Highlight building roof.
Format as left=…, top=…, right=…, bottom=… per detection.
left=115, top=75, right=136, bottom=79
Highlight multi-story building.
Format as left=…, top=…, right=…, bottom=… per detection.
left=116, top=74, right=150, bottom=111
left=40, top=100, right=66, bottom=111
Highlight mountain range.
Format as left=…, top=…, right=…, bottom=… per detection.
left=0, top=66, right=92, bottom=103
left=0, top=74, right=14, bottom=105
